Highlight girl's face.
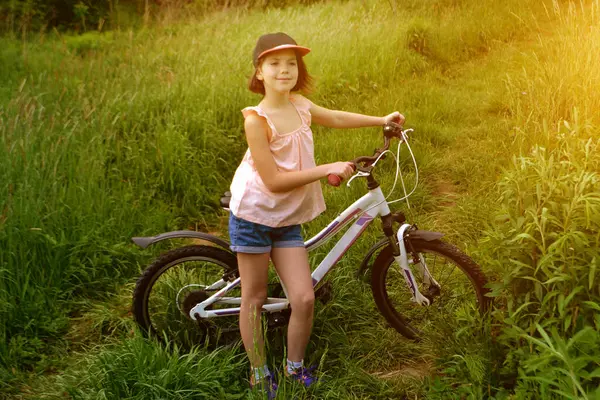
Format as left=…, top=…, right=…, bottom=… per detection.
left=256, top=49, right=298, bottom=94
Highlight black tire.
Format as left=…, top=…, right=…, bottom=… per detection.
left=371, top=239, right=490, bottom=340
left=132, top=245, right=239, bottom=348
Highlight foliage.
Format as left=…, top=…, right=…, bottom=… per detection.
left=0, top=0, right=329, bottom=34
left=2, top=0, right=599, bottom=398
left=0, top=0, right=112, bottom=32
left=483, top=128, right=600, bottom=397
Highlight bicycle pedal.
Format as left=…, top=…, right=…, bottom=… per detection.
left=315, top=282, right=333, bottom=304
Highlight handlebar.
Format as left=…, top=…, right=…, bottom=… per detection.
left=327, top=122, right=405, bottom=187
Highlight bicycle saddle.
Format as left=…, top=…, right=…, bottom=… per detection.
left=220, top=191, right=231, bottom=209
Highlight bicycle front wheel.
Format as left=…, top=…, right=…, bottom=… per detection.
left=371, top=239, right=489, bottom=341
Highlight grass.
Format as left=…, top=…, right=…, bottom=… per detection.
left=1, top=0, right=599, bottom=398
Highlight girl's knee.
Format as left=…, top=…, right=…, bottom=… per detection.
left=291, top=291, right=315, bottom=312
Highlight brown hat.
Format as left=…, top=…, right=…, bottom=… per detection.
left=252, top=32, right=311, bottom=67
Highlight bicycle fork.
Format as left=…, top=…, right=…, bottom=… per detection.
left=391, top=223, right=441, bottom=306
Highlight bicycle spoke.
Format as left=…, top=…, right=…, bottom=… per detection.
left=439, top=264, right=458, bottom=287
left=143, top=254, right=240, bottom=348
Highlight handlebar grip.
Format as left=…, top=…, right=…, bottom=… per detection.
left=327, top=174, right=342, bottom=187
left=327, top=164, right=356, bottom=187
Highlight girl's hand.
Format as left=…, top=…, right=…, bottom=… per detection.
left=384, top=111, right=405, bottom=126
left=327, top=162, right=355, bottom=180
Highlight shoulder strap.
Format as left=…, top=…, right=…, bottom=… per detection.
left=241, top=106, right=277, bottom=142
left=289, top=95, right=312, bottom=125
left=241, top=106, right=277, bottom=134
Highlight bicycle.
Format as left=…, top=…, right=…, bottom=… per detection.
left=131, top=122, right=490, bottom=348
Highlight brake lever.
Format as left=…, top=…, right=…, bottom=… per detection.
left=401, top=128, right=414, bottom=140
left=346, top=171, right=371, bottom=187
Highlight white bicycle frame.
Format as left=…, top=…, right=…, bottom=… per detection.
left=189, top=186, right=434, bottom=321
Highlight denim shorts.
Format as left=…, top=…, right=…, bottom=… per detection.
left=228, top=213, right=305, bottom=254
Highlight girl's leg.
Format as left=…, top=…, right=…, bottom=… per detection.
left=237, top=252, right=271, bottom=370
left=270, top=247, right=314, bottom=362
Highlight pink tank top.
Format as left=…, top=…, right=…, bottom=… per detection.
left=229, top=95, right=326, bottom=228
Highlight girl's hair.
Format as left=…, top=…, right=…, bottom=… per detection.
left=248, top=51, right=313, bottom=95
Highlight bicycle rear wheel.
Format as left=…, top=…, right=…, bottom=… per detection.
left=132, top=245, right=240, bottom=348
left=370, top=239, right=489, bottom=341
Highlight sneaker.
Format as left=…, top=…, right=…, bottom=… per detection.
left=250, top=374, right=278, bottom=399
left=285, top=365, right=318, bottom=388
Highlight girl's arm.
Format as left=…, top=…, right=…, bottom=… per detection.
left=244, top=114, right=354, bottom=193
left=300, top=95, right=405, bottom=129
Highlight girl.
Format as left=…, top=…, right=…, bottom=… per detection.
left=229, top=32, right=405, bottom=397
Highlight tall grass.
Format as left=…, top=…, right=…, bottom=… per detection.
left=52, top=337, right=249, bottom=399
left=1, top=0, right=582, bottom=397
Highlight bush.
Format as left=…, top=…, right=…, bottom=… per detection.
left=0, top=0, right=111, bottom=33
left=0, top=0, right=329, bottom=34
left=478, top=122, right=600, bottom=397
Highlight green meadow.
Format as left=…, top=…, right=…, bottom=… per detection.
left=1, top=0, right=599, bottom=398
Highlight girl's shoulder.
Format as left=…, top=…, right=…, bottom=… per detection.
left=241, top=103, right=275, bottom=124
left=241, top=105, right=263, bottom=119
left=241, top=106, right=277, bottom=142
